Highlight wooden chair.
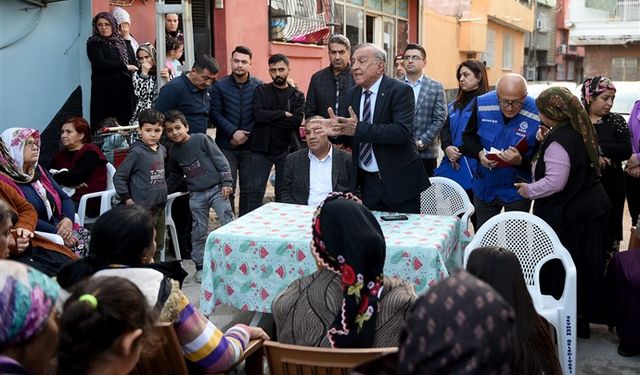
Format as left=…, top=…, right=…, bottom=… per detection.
left=129, top=322, right=264, bottom=375
left=129, top=323, right=187, bottom=375
left=263, top=341, right=398, bottom=375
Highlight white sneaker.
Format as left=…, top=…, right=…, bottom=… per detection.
left=194, top=270, right=203, bottom=283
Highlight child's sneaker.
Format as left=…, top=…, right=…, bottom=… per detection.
left=194, top=269, right=203, bottom=283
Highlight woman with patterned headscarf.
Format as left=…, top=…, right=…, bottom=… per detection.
left=397, top=271, right=516, bottom=374
left=272, top=193, right=417, bottom=348
left=514, top=86, right=611, bottom=338
left=87, top=11, right=138, bottom=128
left=581, top=76, right=631, bottom=259
left=0, top=128, right=89, bottom=259
left=0, top=259, right=64, bottom=375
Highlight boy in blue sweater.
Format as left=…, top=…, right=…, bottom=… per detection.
left=165, top=110, right=234, bottom=282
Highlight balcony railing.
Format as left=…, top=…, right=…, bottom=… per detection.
left=609, top=0, right=640, bottom=21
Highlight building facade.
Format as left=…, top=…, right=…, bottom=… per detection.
left=423, top=0, right=535, bottom=90
left=555, top=0, right=585, bottom=82
left=524, top=0, right=557, bottom=81
left=568, top=0, right=640, bottom=80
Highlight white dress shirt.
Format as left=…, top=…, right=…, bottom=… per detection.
left=359, top=75, right=383, bottom=172
left=404, top=74, right=424, bottom=104
left=307, top=146, right=333, bottom=206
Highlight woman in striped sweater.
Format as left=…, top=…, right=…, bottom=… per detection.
left=56, top=205, right=268, bottom=372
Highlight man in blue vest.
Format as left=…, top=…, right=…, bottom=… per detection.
left=462, top=73, right=539, bottom=228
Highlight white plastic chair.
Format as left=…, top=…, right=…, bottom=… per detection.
left=463, top=212, right=577, bottom=375
left=77, top=163, right=117, bottom=227
left=159, top=191, right=188, bottom=262
left=420, top=176, right=475, bottom=231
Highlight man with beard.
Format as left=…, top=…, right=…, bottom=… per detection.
left=210, top=46, right=262, bottom=216
left=249, top=54, right=305, bottom=212
left=305, top=34, right=355, bottom=118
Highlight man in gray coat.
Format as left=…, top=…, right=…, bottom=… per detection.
left=280, top=117, right=351, bottom=206
left=402, top=43, right=447, bottom=177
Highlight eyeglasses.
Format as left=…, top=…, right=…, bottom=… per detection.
left=498, top=97, right=525, bottom=108
left=403, top=56, right=423, bottom=62
left=25, top=140, right=39, bottom=149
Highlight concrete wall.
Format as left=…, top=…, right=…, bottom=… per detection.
left=0, top=0, right=92, bottom=130
left=421, top=8, right=465, bottom=90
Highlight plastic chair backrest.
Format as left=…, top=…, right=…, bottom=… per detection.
left=264, top=341, right=397, bottom=375
left=464, top=212, right=567, bottom=287
left=106, top=163, right=116, bottom=190
left=420, top=177, right=474, bottom=230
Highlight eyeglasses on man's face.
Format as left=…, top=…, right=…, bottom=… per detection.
left=498, top=96, right=526, bottom=108
left=403, top=55, right=423, bottom=62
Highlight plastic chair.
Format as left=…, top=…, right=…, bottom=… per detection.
left=77, top=163, right=117, bottom=227
left=264, top=341, right=397, bottom=375
left=420, top=176, right=475, bottom=231
left=160, top=191, right=188, bottom=262
left=463, top=211, right=577, bottom=375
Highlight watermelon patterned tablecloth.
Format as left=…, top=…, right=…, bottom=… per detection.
left=199, top=202, right=472, bottom=315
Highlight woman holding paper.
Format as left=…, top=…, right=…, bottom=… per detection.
left=436, top=59, right=489, bottom=228
left=514, top=87, right=610, bottom=338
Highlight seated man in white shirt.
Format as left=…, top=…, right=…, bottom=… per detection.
left=279, top=117, right=351, bottom=206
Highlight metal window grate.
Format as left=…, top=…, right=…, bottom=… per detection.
left=269, top=0, right=333, bottom=44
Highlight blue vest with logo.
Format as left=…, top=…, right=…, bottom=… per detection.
left=472, top=91, right=539, bottom=203
left=434, top=99, right=478, bottom=190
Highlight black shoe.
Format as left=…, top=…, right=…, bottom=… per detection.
left=618, top=344, right=640, bottom=357
left=577, top=320, right=591, bottom=339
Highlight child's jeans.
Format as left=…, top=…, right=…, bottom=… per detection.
left=189, top=185, right=234, bottom=269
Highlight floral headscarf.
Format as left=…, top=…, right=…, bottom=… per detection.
left=397, top=271, right=516, bottom=375
left=311, top=192, right=385, bottom=348
left=536, top=87, right=601, bottom=175
left=87, top=12, right=130, bottom=66
left=0, top=128, right=40, bottom=181
left=580, top=75, right=616, bottom=108
left=0, top=260, right=62, bottom=348
left=0, top=128, right=62, bottom=220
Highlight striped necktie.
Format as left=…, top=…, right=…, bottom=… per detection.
left=359, top=90, right=373, bottom=166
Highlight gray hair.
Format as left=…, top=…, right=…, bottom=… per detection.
left=328, top=34, right=351, bottom=52
left=353, top=43, right=387, bottom=64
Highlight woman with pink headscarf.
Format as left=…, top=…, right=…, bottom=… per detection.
left=580, top=76, right=632, bottom=258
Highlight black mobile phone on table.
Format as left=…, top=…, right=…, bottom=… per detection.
left=380, top=214, right=408, bottom=221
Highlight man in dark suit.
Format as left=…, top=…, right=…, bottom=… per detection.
left=326, top=43, right=429, bottom=213
left=279, top=117, right=351, bottom=206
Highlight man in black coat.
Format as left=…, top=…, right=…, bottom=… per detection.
left=327, top=43, right=429, bottom=213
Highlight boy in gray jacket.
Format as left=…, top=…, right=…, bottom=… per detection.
left=113, top=108, right=168, bottom=251
left=165, top=110, right=234, bottom=282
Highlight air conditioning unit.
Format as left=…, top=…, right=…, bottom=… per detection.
left=557, top=44, right=567, bottom=54
left=536, top=18, right=545, bottom=31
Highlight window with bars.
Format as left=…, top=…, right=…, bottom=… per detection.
left=269, top=0, right=333, bottom=44
left=485, top=29, right=496, bottom=68
left=611, top=57, right=639, bottom=81
left=502, top=32, right=513, bottom=70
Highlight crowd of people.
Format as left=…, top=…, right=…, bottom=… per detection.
left=1, top=6, right=640, bottom=374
